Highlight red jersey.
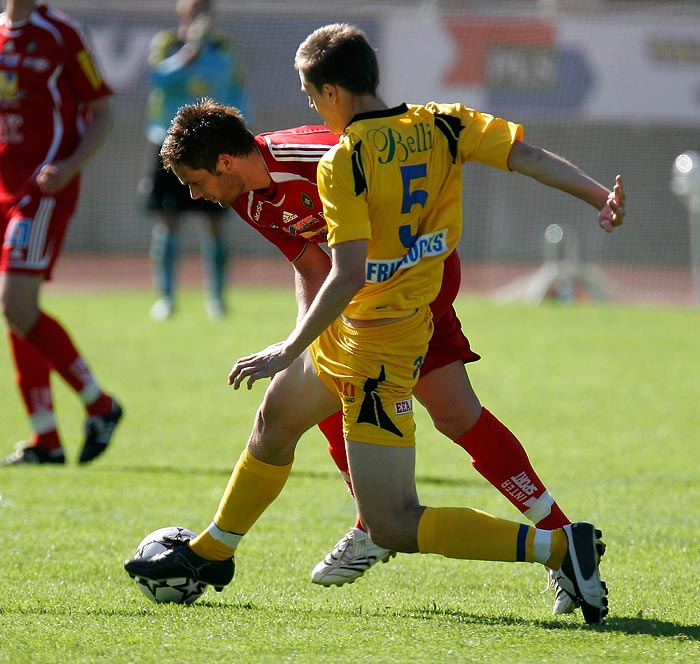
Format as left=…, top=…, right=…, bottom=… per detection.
left=232, top=125, right=338, bottom=262
left=231, top=124, right=478, bottom=368
left=0, top=3, right=112, bottom=202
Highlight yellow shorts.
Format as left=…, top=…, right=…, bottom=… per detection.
left=310, top=306, right=433, bottom=447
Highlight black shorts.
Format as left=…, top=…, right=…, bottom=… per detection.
left=145, top=145, right=225, bottom=216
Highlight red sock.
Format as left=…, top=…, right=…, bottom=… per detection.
left=319, top=410, right=348, bottom=473
left=9, top=331, right=62, bottom=451
left=84, top=391, right=112, bottom=416
left=32, top=430, right=62, bottom=452
left=318, top=410, right=365, bottom=532
left=454, top=408, right=571, bottom=529
left=25, top=311, right=111, bottom=415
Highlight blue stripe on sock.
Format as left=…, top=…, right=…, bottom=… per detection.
left=516, top=523, right=528, bottom=562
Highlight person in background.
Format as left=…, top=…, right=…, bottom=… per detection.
left=141, top=0, right=250, bottom=320
left=0, top=0, right=122, bottom=465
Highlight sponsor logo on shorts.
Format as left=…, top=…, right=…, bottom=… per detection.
left=356, top=365, right=402, bottom=437
left=333, top=378, right=356, bottom=403
left=4, top=217, right=30, bottom=257
left=394, top=399, right=413, bottom=415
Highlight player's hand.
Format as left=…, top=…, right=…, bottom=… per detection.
left=598, top=175, right=625, bottom=233
left=36, top=162, right=75, bottom=195
left=228, top=342, right=292, bottom=390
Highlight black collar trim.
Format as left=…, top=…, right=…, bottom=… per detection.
left=347, top=103, right=409, bottom=129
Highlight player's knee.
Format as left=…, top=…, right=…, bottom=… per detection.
left=365, top=511, right=421, bottom=553
left=430, top=403, right=482, bottom=440
left=432, top=417, right=470, bottom=441
left=366, top=525, right=414, bottom=553
left=246, top=406, right=302, bottom=465
left=1, top=296, right=36, bottom=336
left=251, top=412, right=291, bottom=445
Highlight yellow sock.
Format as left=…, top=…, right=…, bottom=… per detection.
left=189, top=530, right=233, bottom=561
left=545, top=529, right=568, bottom=569
left=189, top=447, right=293, bottom=561
left=418, top=507, right=533, bottom=561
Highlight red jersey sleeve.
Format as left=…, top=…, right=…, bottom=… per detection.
left=54, top=8, right=112, bottom=102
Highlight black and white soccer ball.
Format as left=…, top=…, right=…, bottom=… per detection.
left=131, top=526, right=207, bottom=604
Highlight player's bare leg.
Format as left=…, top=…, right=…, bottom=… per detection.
left=346, top=440, right=607, bottom=625
left=315, top=360, right=576, bottom=612
left=1, top=273, right=121, bottom=465
left=415, top=361, right=576, bottom=612
left=345, top=442, right=422, bottom=552
left=413, top=360, right=481, bottom=438
left=1, top=271, right=42, bottom=335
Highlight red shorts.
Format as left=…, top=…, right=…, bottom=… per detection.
left=422, top=250, right=480, bottom=376
left=0, top=178, right=79, bottom=280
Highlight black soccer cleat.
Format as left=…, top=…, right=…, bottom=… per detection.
left=80, top=399, right=123, bottom=464
left=554, top=522, right=608, bottom=625
left=124, top=540, right=235, bottom=592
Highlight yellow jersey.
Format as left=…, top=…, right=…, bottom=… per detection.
left=317, top=102, right=523, bottom=319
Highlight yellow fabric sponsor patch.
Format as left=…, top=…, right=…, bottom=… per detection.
left=77, top=50, right=102, bottom=89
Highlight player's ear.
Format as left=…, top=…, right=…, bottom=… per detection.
left=322, top=83, right=338, bottom=104
left=217, top=154, right=231, bottom=171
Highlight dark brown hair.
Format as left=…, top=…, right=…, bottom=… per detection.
left=294, top=23, right=379, bottom=96
left=160, top=98, right=256, bottom=173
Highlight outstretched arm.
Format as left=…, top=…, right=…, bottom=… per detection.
left=507, top=140, right=625, bottom=233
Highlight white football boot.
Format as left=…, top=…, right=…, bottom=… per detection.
left=311, top=527, right=396, bottom=586
left=546, top=567, right=580, bottom=615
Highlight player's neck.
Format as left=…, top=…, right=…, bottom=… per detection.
left=249, top=146, right=273, bottom=191
left=353, top=94, right=388, bottom=117
left=4, top=0, right=36, bottom=24
left=332, top=90, right=388, bottom=133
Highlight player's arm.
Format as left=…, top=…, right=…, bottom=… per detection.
left=292, top=243, right=332, bottom=320
left=507, top=140, right=625, bottom=232
left=148, top=30, right=172, bottom=67
left=36, top=96, right=113, bottom=195
left=229, top=239, right=367, bottom=390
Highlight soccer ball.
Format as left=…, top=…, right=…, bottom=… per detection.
left=131, top=526, right=208, bottom=604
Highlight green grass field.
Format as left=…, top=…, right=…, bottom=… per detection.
left=1, top=288, right=698, bottom=663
